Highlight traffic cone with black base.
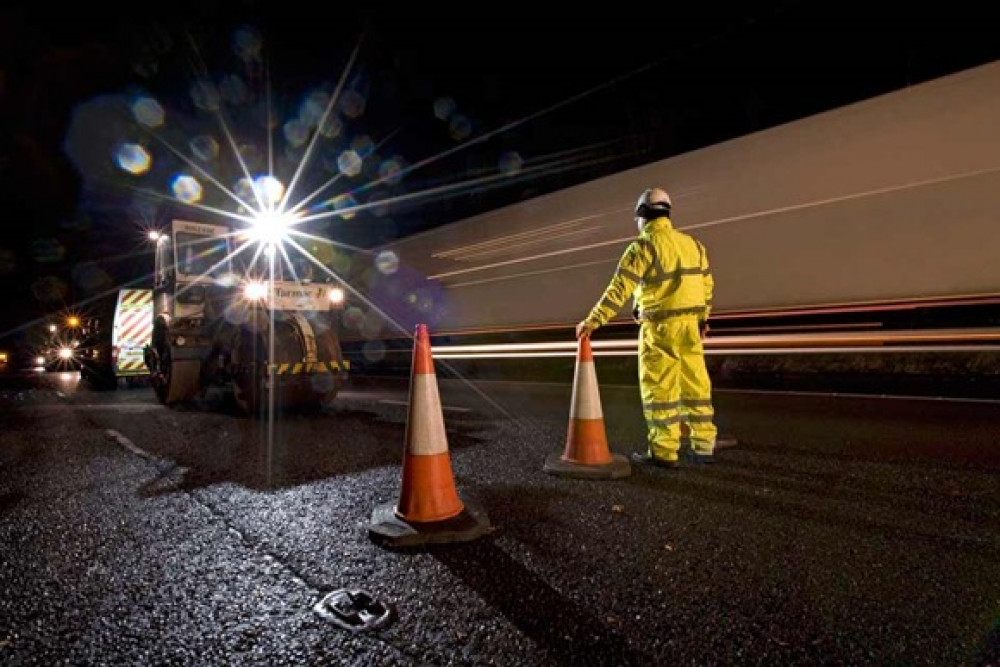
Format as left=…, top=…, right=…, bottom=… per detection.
left=369, top=324, right=490, bottom=547
left=544, top=336, right=630, bottom=480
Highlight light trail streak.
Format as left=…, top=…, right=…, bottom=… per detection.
left=430, top=206, right=622, bottom=259
left=426, top=165, right=1000, bottom=284
left=446, top=257, right=625, bottom=289
left=712, top=293, right=1000, bottom=320
left=431, top=345, right=1000, bottom=359
left=683, top=164, right=1000, bottom=233
left=293, top=148, right=622, bottom=229
left=417, top=327, right=1000, bottom=359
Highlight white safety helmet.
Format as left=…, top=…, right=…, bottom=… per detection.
left=634, top=187, right=672, bottom=232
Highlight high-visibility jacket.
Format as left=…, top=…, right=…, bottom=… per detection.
left=583, top=217, right=713, bottom=328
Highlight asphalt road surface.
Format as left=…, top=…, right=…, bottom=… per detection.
left=1, top=369, right=999, bottom=665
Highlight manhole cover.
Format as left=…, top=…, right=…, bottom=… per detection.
left=314, top=588, right=394, bottom=632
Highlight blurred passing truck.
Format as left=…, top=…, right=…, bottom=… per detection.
left=143, top=219, right=349, bottom=416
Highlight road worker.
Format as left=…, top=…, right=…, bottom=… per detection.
left=576, top=187, right=718, bottom=468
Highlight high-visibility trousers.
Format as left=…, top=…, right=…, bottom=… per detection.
left=638, top=317, right=717, bottom=461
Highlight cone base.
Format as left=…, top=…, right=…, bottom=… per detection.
left=543, top=452, right=631, bottom=480
left=369, top=496, right=491, bottom=547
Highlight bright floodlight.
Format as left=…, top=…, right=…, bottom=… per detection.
left=328, top=287, right=345, bottom=304
left=148, top=230, right=162, bottom=241
left=243, top=281, right=268, bottom=300
left=248, top=210, right=298, bottom=247
left=58, top=347, right=74, bottom=360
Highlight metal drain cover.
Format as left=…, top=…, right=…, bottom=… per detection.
left=314, top=588, right=394, bottom=632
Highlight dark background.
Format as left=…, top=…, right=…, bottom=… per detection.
left=1, top=2, right=998, bottom=346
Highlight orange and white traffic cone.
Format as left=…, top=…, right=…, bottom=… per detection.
left=369, top=323, right=490, bottom=547
left=543, top=336, right=630, bottom=479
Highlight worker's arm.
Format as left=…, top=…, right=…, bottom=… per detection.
left=698, top=239, right=713, bottom=337
left=577, top=239, right=653, bottom=338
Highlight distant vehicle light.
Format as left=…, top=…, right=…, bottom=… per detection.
left=328, top=287, right=345, bottom=304
left=244, top=281, right=268, bottom=300
left=66, top=316, right=80, bottom=327
left=35, top=356, right=45, bottom=366
left=58, top=347, right=74, bottom=360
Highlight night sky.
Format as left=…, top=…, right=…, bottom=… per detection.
left=1, top=1, right=998, bottom=344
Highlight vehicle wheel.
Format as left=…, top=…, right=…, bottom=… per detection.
left=148, top=325, right=201, bottom=405
left=232, top=321, right=306, bottom=418
left=232, top=330, right=265, bottom=418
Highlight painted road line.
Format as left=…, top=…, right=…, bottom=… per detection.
left=378, top=398, right=472, bottom=413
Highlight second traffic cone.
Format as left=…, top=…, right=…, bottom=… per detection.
left=369, top=323, right=490, bottom=547
left=543, top=336, right=630, bottom=480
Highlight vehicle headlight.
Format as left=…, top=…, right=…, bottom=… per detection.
left=243, top=281, right=268, bottom=300
left=328, top=287, right=345, bottom=305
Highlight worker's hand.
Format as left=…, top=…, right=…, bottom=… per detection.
left=576, top=321, right=595, bottom=340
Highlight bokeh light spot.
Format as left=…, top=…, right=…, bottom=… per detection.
left=131, top=96, right=165, bottom=128
left=337, top=150, right=362, bottom=177
left=329, top=193, right=357, bottom=219
left=362, top=340, right=386, bottom=362
left=499, top=151, right=524, bottom=175
left=360, top=311, right=383, bottom=339
left=190, top=135, right=220, bottom=162
left=434, top=97, right=456, bottom=121
left=319, top=114, right=342, bottom=138
left=378, top=156, right=405, bottom=185
left=340, top=90, right=366, bottom=118
left=32, top=276, right=69, bottom=303
left=235, top=177, right=255, bottom=205
left=375, top=250, right=399, bottom=275
left=283, top=118, right=309, bottom=148
left=233, top=26, right=262, bottom=62
left=115, top=143, right=152, bottom=175
left=171, top=174, right=203, bottom=204
left=72, top=262, right=112, bottom=293
left=31, top=238, right=66, bottom=264
left=299, top=90, right=330, bottom=127
left=342, top=306, right=364, bottom=331
left=190, top=78, right=221, bottom=111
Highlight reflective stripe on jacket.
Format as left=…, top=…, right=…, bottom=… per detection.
left=583, top=217, right=713, bottom=328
